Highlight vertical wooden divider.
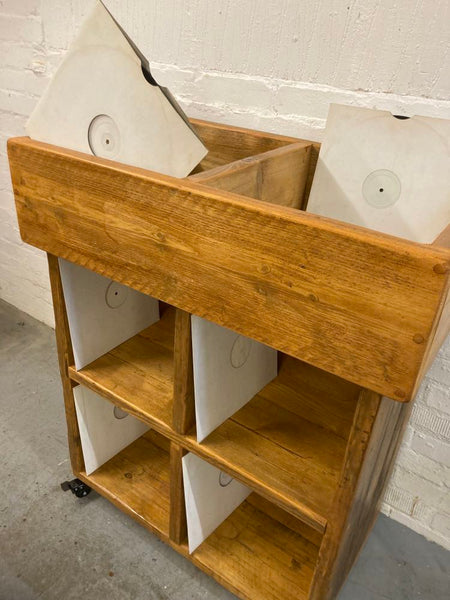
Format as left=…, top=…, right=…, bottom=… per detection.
left=47, top=253, right=84, bottom=474
left=169, top=443, right=188, bottom=545
left=170, top=308, right=195, bottom=545
left=172, top=308, right=195, bottom=434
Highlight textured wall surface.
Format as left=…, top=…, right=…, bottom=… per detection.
left=0, top=0, right=449, bottom=549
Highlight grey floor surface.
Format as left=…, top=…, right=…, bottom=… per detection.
left=0, top=298, right=449, bottom=600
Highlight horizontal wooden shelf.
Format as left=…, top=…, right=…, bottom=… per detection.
left=191, top=493, right=321, bottom=600
left=185, top=356, right=361, bottom=532
left=69, top=305, right=175, bottom=432
left=78, top=430, right=171, bottom=540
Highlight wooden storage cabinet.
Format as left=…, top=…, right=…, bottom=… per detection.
left=8, top=119, right=450, bottom=600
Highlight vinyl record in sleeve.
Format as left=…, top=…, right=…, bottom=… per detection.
left=307, top=104, right=450, bottom=243
left=26, top=1, right=207, bottom=177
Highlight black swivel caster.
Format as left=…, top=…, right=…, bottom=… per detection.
left=61, top=478, right=92, bottom=498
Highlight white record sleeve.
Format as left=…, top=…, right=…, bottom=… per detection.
left=191, top=316, right=278, bottom=442
left=307, top=104, right=450, bottom=243
left=74, top=384, right=149, bottom=476
left=182, top=452, right=251, bottom=554
left=59, top=258, right=160, bottom=370
left=26, top=1, right=207, bottom=177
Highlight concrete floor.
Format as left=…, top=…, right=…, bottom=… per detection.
left=0, top=298, right=449, bottom=600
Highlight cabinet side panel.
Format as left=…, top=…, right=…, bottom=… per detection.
left=310, top=393, right=411, bottom=600
left=47, top=253, right=84, bottom=474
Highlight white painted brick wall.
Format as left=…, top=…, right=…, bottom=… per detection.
left=0, top=0, right=449, bottom=549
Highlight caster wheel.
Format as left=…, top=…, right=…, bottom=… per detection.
left=61, top=478, right=92, bottom=498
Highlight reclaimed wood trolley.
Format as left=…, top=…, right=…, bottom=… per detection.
left=8, top=119, right=450, bottom=600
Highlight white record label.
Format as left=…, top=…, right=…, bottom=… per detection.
left=230, top=335, right=253, bottom=368
left=362, top=169, right=401, bottom=209
left=88, top=114, right=121, bottom=159
left=105, top=280, right=128, bottom=308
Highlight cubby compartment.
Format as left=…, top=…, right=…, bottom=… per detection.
left=79, top=427, right=171, bottom=541
left=185, top=355, right=360, bottom=532
left=178, top=448, right=322, bottom=599
left=192, top=493, right=321, bottom=600
left=59, top=258, right=161, bottom=370
left=191, top=315, right=278, bottom=442
left=69, top=303, right=176, bottom=432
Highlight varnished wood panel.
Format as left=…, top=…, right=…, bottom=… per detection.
left=417, top=225, right=450, bottom=389
left=309, top=389, right=384, bottom=600
left=192, top=497, right=320, bottom=600
left=324, top=399, right=410, bottom=599
left=78, top=430, right=320, bottom=600
left=192, top=142, right=312, bottom=209
left=172, top=309, right=195, bottom=434
left=79, top=430, right=171, bottom=540
left=66, top=332, right=356, bottom=532
left=9, top=137, right=450, bottom=400
left=169, top=443, right=188, bottom=545
left=183, top=360, right=357, bottom=533
left=246, top=493, right=323, bottom=548
left=47, top=254, right=84, bottom=473
left=191, top=118, right=303, bottom=171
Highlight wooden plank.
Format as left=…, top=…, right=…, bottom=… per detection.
left=169, top=443, right=187, bottom=545
left=68, top=306, right=175, bottom=431
left=302, top=142, right=320, bottom=204
left=246, top=493, right=323, bottom=548
left=192, top=497, right=319, bottom=600
left=258, top=143, right=311, bottom=208
left=262, top=355, right=360, bottom=440
left=192, top=160, right=261, bottom=198
left=190, top=118, right=303, bottom=171
left=417, top=225, right=450, bottom=387
left=418, top=277, right=450, bottom=391
left=9, top=136, right=450, bottom=400
left=309, top=389, right=384, bottom=600
left=326, top=399, right=410, bottom=596
left=79, top=430, right=171, bottom=540
left=191, top=143, right=312, bottom=209
left=172, top=309, right=195, bottom=434
left=47, top=254, right=84, bottom=474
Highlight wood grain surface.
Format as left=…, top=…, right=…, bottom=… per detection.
left=79, top=430, right=171, bottom=540
left=172, top=309, right=195, bottom=434
left=9, top=136, right=450, bottom=400
left=192, top=496, right=320, bottom=600
left=192, top=142, right=312, bottom=208
left=47, top=254, right=84, bottom=474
